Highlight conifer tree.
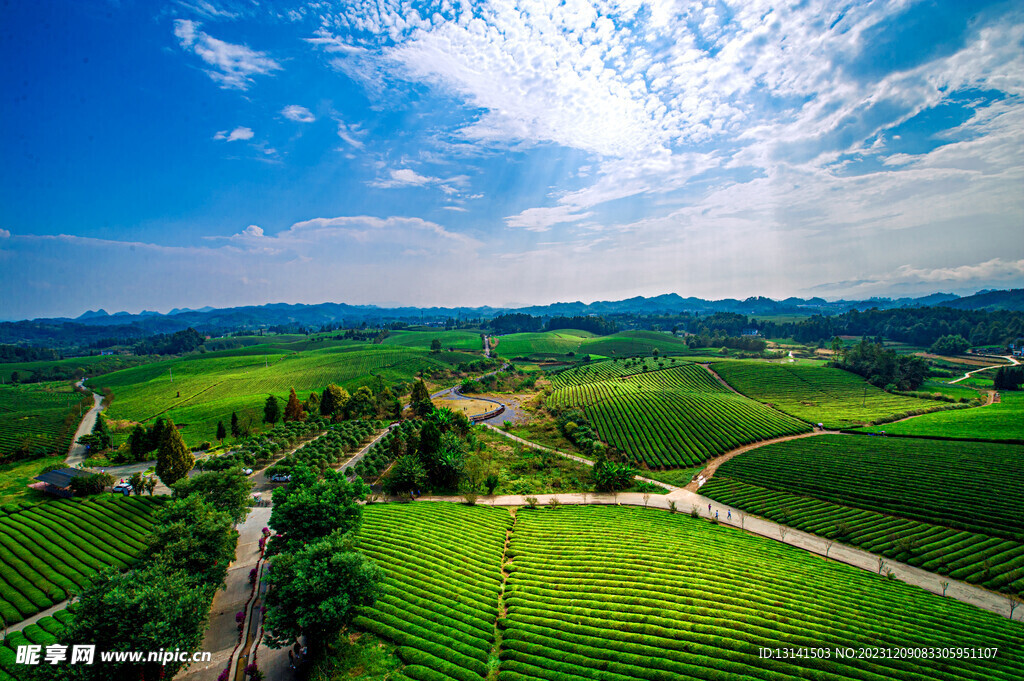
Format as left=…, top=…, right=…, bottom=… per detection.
left=156, top=420, right=194, bottom=486
left=284, top=388, right=304, bottom=422
left=264, top=395, right=281, bottom=424
left=216, top=420, right=227, bottom=442
left=230, top=411, right=240, bottom=438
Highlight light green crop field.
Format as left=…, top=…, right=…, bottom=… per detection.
left=547, top=360, right=810, bottom=468
left=494, top=329, right=695, bottom=362
left=492, top=330, right=597, bottom=358
left=337, top=503, right=1024, bottom=681
left=382, top=330, right=485, bottom=351
left=94, top=343, right=470, bottom=446
left=0, top=383, right=82, bottom=457
left=713, top=360, right=953, bottom=428
left=862, top=391, right=1024, bottom=441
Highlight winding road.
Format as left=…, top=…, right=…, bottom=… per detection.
left=949, top=354, right=1018, bottom=384
left=65, top=380, right=104, bottom=467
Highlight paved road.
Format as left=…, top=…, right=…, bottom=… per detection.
left=65, top=381, right=104, bottom=467
left=477, top=426, right=1022, bottom=623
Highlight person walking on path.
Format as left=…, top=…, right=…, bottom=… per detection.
left=715, top=510, right=719, bottom=520
left=708, top=503, right=712, bottom=514
left=727, top=509, right=731, bottom=521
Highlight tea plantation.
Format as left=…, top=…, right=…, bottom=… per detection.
left=712, top=361, right=951, bottom=428
left=862, top=391, right=1024, bottom=442
left=0, top=384, right=83, bottom=458
left=340, top=503, right=1024, bottom=681
left=547, top=361, right=810, bottom=467
left=0, top=496, right=165, bottom=624
left=701, top=435, right=1024, bottom=595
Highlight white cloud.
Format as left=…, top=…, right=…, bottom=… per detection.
left=504, top=205, right=593, bottom=232
left=173, top=19, right=280, bottom=90
left=281, top=105, right=315, bottom=123
left=335, top=120, right=366, bottom=149
left=213, top=126, right=254, bottom=142
left=0, top=229, right=10, bottom=239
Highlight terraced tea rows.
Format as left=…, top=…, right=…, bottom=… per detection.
left=548, top=363, right=810, bottom=467
left=355, top=503, right=512, bottom=681
left=501, top=506, right=1024, bottom=681
left=701, top=477, right=1024, bottom=595
left=713, top=361, right=949, bottom=428
left=863, top=391, right=1024, bottom=442
left=706, top=435, right=1024, bottom=540
left=549, top=356, right=692, bottom=388
left=0, top=611, right=73, bottom=680
left=0, top=496, right=164, bottom=624
left=0, top=384, right=81, bottom=457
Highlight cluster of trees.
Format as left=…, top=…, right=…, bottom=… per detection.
left=993, top=366, right=1024, bottom=391
left=118, top=417, right=184, bottom=464
left=683, top=334, right=767, bottom=352
left=831, top=338, right=929, bottom=390
left=771, top=307, right=1023, bottom=348
left=76, top=414, right=113, bottom=452
left=336, top=328, right=390, bottom=342
left=929, top=334, right=971, bottom=355
left=130, top=327, right=205, bottom=355
left=488, top=313, right=545, bottom=334
left=547, top=315, right=618, bottom=335
left=0, top=344, right=60, bottom=362
left=263, top=382, right=401, bottom=425
left=556, top=409, right=636, bottom=492
left=38, top=470, right=246, bottom=680
left=264, top=463, right=382, bottom=656
left=386, top=407, right=473, bottom=494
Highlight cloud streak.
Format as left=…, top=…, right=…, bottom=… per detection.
left=173, top=19, right=280, bottom=89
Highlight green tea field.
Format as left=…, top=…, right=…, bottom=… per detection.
left=0, top=383, right=84, bottom=458
left=701, top=435, right=1024, bottom=594
left=333, top=503, right=1024, bottom=681
left=0, top=496, right=165, bottom=625
left=94, top=340, right=476, bottom=446
left=862, top=391, right=1024, bottom=441
left=0, top=611, right=73, bottom=680
left=712, top=360, right=953, bottom=428
left=547, top=361, right=810, bottom=468
left=494, top=330, right=693, bottom=362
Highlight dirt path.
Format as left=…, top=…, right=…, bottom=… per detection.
left=700, top=363, right=742, bottom=394
left=684, top=429, right=836, bottom=491
left=950, top=355, right=1017, bottom=384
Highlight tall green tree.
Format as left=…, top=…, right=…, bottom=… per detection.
left=269, top=463, right=368, bottom=555
left=264, top=394, right=281, bottom=424
left=215, top=420, right=227, bottom=443
left=144, top=494, right=236, bottom=586
left=155, top=420, right=194, bottom=486
left=346, top=386, right=376, bottom=419
left=92, top=413, right=112, bottom=450
left=36, top=565, right=214, bottom=681
left=128, top=424, right=150, bottom=462
left=410, top=378, right=433, bottom=417
left=263, top=530, right=382, bottom=652
left=172, top=468, right=254, bottom=523
left=385, top=455, right=427, bottom=495
left=148, top=417, right=169, bottom=453
left=430, top=338, right=442, bottom=352
left=320, top=384, right=350, bottom=418
left=230, top=411, right=240, bottom=438
left=284, top=387, right=304, bottom=422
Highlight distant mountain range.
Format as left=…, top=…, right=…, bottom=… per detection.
left=1, top=289, right=1020, bottom=348
left=55, top=289, right=1024, bottom=328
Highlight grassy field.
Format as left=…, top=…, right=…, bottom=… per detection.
left=862, top=391, right=1024, bottom=441
left=382, top=330, right=484, bottom=351
left=93, top=342, right=473, bottom=447
left=331, top=503, right=1024, bottom=681
left=713, top=360, right=954, bottom=428
left=0, top=496, right=165, bottom=625
left=0, top=383, right=86, bottom=458
left=547, top=361, right=810, bottom=468
left=493, top=329, right=695, bottom=362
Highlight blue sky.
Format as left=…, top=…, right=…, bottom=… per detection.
left=1, top=0, right=1022, bottom=319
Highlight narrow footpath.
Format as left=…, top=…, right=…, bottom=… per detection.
left=65, top=380, right=104, bottom=467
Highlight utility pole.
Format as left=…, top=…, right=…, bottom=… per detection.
left=169, top=368, right=173, bottom=383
